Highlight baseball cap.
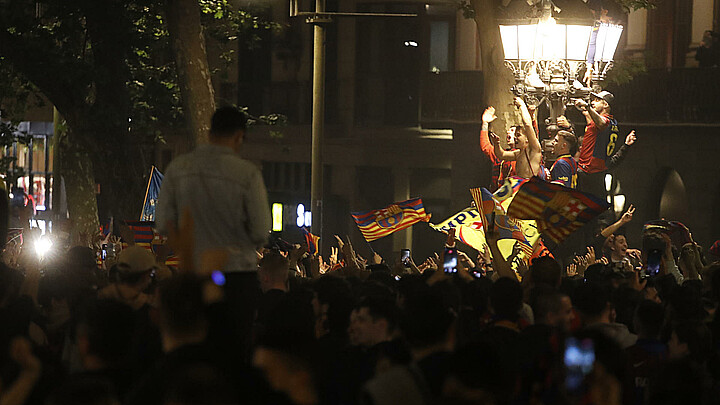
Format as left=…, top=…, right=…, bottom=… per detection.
left=590, top=90, right=614, bottom=104
left=116, top=246, right=157, bottom=273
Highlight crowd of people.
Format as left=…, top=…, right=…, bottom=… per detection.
left=0, top=104, right=718, bottom=405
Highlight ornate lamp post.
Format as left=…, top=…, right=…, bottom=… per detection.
left=498, top=4, right=623, bottom=123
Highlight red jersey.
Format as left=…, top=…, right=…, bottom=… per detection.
left=578, top=113, right=610, bottom=173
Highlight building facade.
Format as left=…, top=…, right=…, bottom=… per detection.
left=164, top=0, right=720, bottom=258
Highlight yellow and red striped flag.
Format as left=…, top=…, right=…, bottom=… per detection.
left=351, top=198, right=431, bottom=242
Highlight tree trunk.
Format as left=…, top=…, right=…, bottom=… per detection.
left=471, top=0, right=517, bottom=135
left=165, top=0, right=216, bottom=145
left=58, top=129, right=100, bottom=246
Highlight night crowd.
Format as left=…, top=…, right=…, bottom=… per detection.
left=1, top=104, right=719, bottom=405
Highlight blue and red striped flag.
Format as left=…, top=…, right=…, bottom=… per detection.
left=351, top=198, right=431, bottom=242
left=302, top=227, right=320, bottom=256
left=507, top=177, right=610, bottom=244
left=120, top=220, right=179, bottom=268
left=123, top=221, right=157, bottom=246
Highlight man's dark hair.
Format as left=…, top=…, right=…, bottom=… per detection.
left=210, top=106, right=247, bottom=137
left=530, top=256, right=562, bottom=288
left=355, top=294, right=399, bottom=332
left=512, top=125, right=524, bottom=140
left=78, top=299, right=136, bottom=364
left=314, top=275, right=353, bottom=338
left=557, top=130, right=578, bottom=156
left=490, top=277, right=523, bottom=321
left=572, top=282, right=610, bottom=318
left=529, top=286, right=566, bottom=323
left=633, top=299, right=665, bottom=339
left=258, top=250, right=289, bottom=275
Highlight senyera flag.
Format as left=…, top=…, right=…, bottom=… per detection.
left=507, top=177, right=610, bottom=244
left=351, top=198, right=431, bottom=242
left=302, top=227, right=320, bottom=256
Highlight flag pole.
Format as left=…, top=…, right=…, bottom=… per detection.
left=140, top=166, right=155, bottom=221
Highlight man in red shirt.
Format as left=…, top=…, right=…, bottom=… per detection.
left=480, top=106, right=516, bottom=191
left=574, top=91, right=620, bottom=198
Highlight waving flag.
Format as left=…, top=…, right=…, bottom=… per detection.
left=508, top=177, right=610, bottom=244
left=140, top=166, right=164, bottom=222
left=351, top=198, right=431, bottom=242
left=429, top=207, right=486, bottom=251
left=470, top=186, right=538, bottom=258
left=302, top=227, right=320, bottom=256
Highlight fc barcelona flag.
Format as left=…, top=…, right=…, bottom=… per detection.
left=302, top=227, right=320, bottom=256
left=470, top=186, right=537, bottom=258
left=507, top=177, right=610, bottom=244
left=351, top=198, right=431, bottom=242
left=140, top=166, right=164, bottom=222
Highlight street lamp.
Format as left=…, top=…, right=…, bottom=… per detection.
left=499, top=14, right=623, bottom=122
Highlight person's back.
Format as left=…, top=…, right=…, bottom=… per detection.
left=156, top=106, right=270, bottom=272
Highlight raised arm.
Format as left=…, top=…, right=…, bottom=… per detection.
left=607, top=130, right=636, bottom=170
left=491, top=132, right=518, bottom=161
left=600, top=204, right=634, bottom=238
left=515, top=97, right=541, bottom=152
left=575, top=99, right=608, bottom=131
left=480, top=107, right=498, bottom=161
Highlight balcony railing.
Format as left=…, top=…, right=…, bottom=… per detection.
left=608, top=68, right=720, bottom=123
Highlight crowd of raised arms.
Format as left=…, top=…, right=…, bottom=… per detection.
left=0, top=102, right=718, bottom=405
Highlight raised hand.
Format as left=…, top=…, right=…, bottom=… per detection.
left=458, top=250, right=475, bottom=269
left=557, top=115, right=571, bottom=129
left=625, top=130, right=636, bottom=146
left=334, top=235, right=345, bottom=249
left=372, top=252, right=383, bottom=265
left=567, top=263, right=578, bottom=277
left=621, top=204, right=635, bottom=224
left=482, top=106, right=497, bottom=123
left=329, top=247, right=338, bottom=266
left=586, top=246, right=596, bottom=264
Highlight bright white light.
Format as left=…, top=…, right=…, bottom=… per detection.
left=36, top=205, right=46, bottom=211
left=613, top=194, right=626, bottom=217
left=566, top=25, right=592, bottom=61
left=404, top=41, right=418, bottom=47
left=604, top=173, right=613, bottom=192
left=37, top=220, right=46, bottom=235
left=8, top=193, right=14, bottom=199
left=599, top=24, right=623, bottom=61
left=297, top=204, right=305, bottom=227
left=304, top=212, right=312, bottom=227
left=35, top=237, right=52, bottom=258
left=517, top=25, right=537, bottom=60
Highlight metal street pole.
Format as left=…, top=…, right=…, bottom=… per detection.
left=310, top=0, right=327, bottom=244
left=291, top=0, right=414, bottom=251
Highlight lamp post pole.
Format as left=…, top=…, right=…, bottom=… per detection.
left=292, top=2, right=415, bottom=248
left=309, top=0, right=330, bottom=243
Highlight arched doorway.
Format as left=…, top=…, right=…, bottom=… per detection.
left=650, top=167, right=689, bottom=223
